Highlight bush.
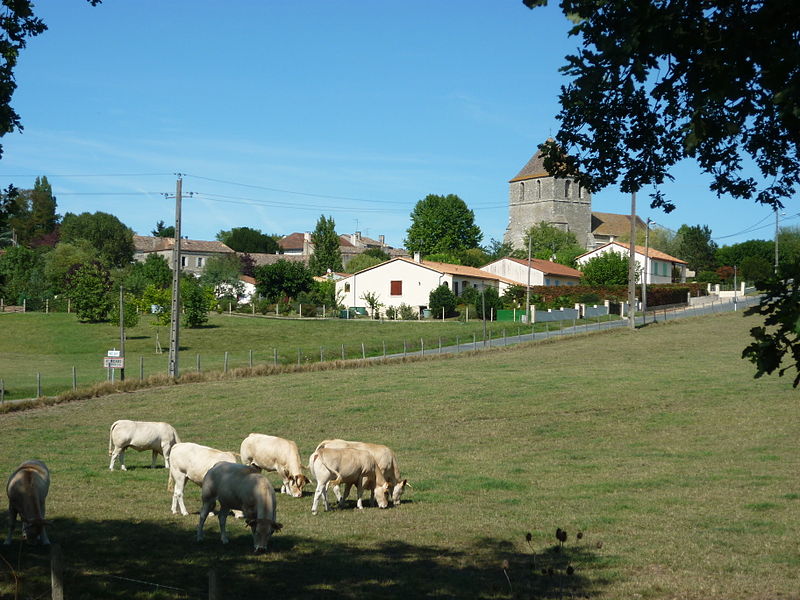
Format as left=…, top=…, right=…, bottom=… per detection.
left=398, top=303, right=417, bottom=320
left=385, top=305, right=399, bottom=320
left=66, top=261, right=113, bottom=322
left=429, top=284, right=457, bottom=319
left=473, top=287, right=503, bottom=320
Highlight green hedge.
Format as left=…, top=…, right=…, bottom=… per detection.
left=527, top=283, right=706, bottom=308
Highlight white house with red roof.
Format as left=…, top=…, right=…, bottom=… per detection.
left=576, top=241, right=687, bottom=284
left=335, top=254, right=518, bottom=316
left=481, top=256, right=583, bottom=287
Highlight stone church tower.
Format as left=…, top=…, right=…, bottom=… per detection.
left=503, top=146, right=594, bottom=250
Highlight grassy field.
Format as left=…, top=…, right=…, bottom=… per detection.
left=0, top=311, right=603, bottom=402
left=0, top=311, right=797, bottom=599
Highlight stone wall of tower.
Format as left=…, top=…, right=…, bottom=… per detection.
left=503, top=176, right=593, bottom=251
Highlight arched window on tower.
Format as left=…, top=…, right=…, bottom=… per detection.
left=565, top=180, right=571, bottom=198
left=537, top=179, right=542, bottom=198
left=520, top=181, right=525, bottom=202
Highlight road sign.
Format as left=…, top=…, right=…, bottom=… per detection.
left=107, top=350, right=121, bottom=357
left=103, top=357, right=125, bottom=369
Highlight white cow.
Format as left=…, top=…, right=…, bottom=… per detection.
left=240, top=433, right=310, bottom=498
left=197, top=462, right=282, bottom=553
left=167, top=442, right=238, bottom=516
left=108, top=420, right=181, bottom=471
left=5, top=460, right=51, bottom=545
left=316, top=439, right=408, bottom=505
left=309, top=446, right=390, bottom=514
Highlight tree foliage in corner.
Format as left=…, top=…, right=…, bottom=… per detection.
left=308, top=215, right=343, bottom=276
left=580, top=251, right=636, bottom=286
left=216, top=226, right=278, bottom=254
left=405, top=194, right=483, bottom=256
left=60, top=211, right=135, bottom=268
left=525, top=0, right=800, bottom=383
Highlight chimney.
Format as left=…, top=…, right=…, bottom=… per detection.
left=303, top=232, right=312, bottom=255
left=414, top=252, right=421, bottom=263
left=350, top=231, right=362, bottom=246
left=379, top=234, right=385, bottom=247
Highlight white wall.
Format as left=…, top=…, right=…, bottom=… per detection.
left=577, top=244, right=677, bottom=284
left=336, top=260, right=445, bottom=312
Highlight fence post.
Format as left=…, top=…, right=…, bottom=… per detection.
left=503, top=329, right=506, bottom=346
left=383, top=341, right=386, bottom=358
left=456, top=336, right=459, bottom=352
left=37, top=372, right=42, bottom=397
left=252, top=303, right=255, bottom=315
left=228, top=303, right=232, bottom=314
left=297, top=349, right=301, bottom=365
left=196, top=353, right=201, bottom=372
left=67, top=298, right=70, bottom=313
left=249, top=349, right=253, bottom=368
left=323, top=304, right=326, bottom=318
left=403, top=340, right=407, bottom=358
left=46, top=298, right=49, bottom=314
left=51, top=543, right=64, bottom=600
left=420, top=338, right=424, bottom=356
left=273, top=348, right=278, bottom=366
left=224, top=352, right=229, bottom=373
left=361, top=342, right=366, bottom=360
left=1, top=379, right=4, bottom=403
left=140, top=356, right=144, bottom=380
left=72, top=366, right=77, bottom=390
left=299, top=303, right=302, bottom=318
left=473, top=332, right=476, bottom=348
left=23, top=298, right=26, bottom=312
left=208, top=568, right=218, bottom=600
left=439, top=337, right=442, bottom=354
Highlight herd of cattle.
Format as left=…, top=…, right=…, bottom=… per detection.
left=5, top=419, right=409, bottom=553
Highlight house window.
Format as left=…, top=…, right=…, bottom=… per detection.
left=545, top=277, right=551, bottom=286
left=454, top=281, right=459, bottom=295
left=344, top=283, right=351, bottom=292
left=390, top=280, right=402, bottom=296
left=196, top=256, right=204, bottom=268
left=663, top=262, right=669, bottom=276
left=180, top=256, right=187, bottom=268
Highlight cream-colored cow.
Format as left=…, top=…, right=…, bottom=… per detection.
left=108, top=420, right=181, bottom=471
left=5, top=460, right=51, bottom=545
left=167, top=442, right=238, bottom=516
left=308, top=446, right=390, bottom=514
left=240, top=433, right=309, bottom=498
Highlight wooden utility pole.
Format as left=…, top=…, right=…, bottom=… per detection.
left=119, top=285, right=125, bottom=381
left=628, top=190, right=637, bottom=330
left=168, top=176, right=183, bottom=378
left=525, top=233, right=532, bottom=325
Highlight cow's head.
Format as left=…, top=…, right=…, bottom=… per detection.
left=392, top=479, right=409, bottom=505
left=22, top=518, right=49, bottom=544
left=287, top=474, right=309, bottom=498
left=247, top=517, right=283, bottom=553
left=374, top=481, right=391, bottom=509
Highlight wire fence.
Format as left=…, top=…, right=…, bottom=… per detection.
left=0, top=295, right=760, bottom=404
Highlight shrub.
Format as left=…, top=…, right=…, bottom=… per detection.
left=385, top=305, right=399, bottom=320
left=398, top=303, right=417, bottom=320
left=429, top=284, right=457, bottom=319
left=65, top=261, right=113, bottom=322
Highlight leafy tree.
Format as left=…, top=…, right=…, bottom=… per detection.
left=777, top=226, right=800, bottom=273
left=424, top=251, right=462, bottom=265
left=308, top=215, right=343, bottom=276
left=60, top=211, right=134, bottom=268
left=181, top=276, right=211, bottom=327
left=501, top=284, right=528, bottom=309
left=618, top=225, right=678, bottom=256
left=124, top=253, right=173, bottom=296
left=580, top=251, right=636, bottom=286
left=473, top=286, right=503, bottom=320
left=108, top=291, right=140, bottom=329
left=346, top=253, right=384, bottom=273
left=239, top=253, right=257, bottom=277
left=216, top=226, right=279, bottom=254
left=675, top=225, right=717, bottom=274
left=65, top=261, right=113, bottom=322
left=716, top=239, right=774, bottom=270
left=459, top=248, right=490, bottom=267
left=0, top=245, right=46, bottom=303
left=200, top=253, right=243, bottom=298
left=0, top=185, right=21, bottom=247
left=297, top=279, right=339, bottom=309
left=7, top=176, right=59, bottom=246
left=743, top=264, right=800, bottom=387
left=254, top=259, right=313, bottom=303
left=740, top=256, right=773, bottom=284
left=360, top=291, right=384, bottom=319
left=428, top=284, right=457, bottom=319
left=511, top=223, right=584, bottom=266
left=151, top=220, right=175, bottom=238
left=139, top=284, right=171, bottom=326
left=484, top=238, right=514, bottom=263
left=404, top=194, right=483, bottom=256
left=362, top=247, right=390, bottom=261
left=43, top=240, right=97, bottom=294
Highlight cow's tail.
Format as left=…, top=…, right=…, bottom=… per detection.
left=317, top=452, right=344, bottom=487
left=108, top=420, right=120, bottom=455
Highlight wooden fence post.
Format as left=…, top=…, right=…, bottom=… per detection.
left=72, top=366, right=77, bottom=390
left=51, top=543, right=64, bottom=600
left=37, top=372, right=42, bottom=397
left=224, top=352, right=229, bottom=373
left=140, top=356, right=144, bottom=380
left=361, top=342, right=366, bottom=360
left=273, top=348, right=278, bottom=366
left=249, top=349, right=253, bottom=368
left=420, top=338, right=424, bottom=356
left=208, top=568, right=218, bottom=600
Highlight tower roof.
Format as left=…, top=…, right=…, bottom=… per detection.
left=509, top=139, right=571, bottom=183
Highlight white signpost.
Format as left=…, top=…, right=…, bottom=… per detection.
left=104, top=349, right=124, bottom=381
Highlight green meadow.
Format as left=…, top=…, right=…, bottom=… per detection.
left=0, top=311, right=797, bottom=599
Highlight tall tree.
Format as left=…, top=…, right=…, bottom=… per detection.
left=0, top=184, right=20, bottom=246
left=43, top=240, right=98, bottom=294
left=0, top=244, right=46, bottom=303
left=60, top=211, right=135, bottom=268
left=674, top=225, right=717, bottom=274
left=715, top=239, right=774, bottom=270
left=580, top=251, right=635, bottom=286
left=404, top=194, right=483, bottom=256
left=512, top=222, right=585, bottom=266
left=151, top=220, right=175, bottom=238
left=28, top=176, right=58, bottom=241
left=65, top=261, right=113, bottom=322
left=216, top=226, right=279, bottom=254
left=253, top=260, right=313, bottom=303
left=308, top=215, right=343, bottom=276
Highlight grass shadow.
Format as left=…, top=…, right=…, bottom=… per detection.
left=0, top=518, right=610, bottom=599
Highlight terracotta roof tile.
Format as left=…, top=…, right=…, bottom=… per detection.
left=578, top=241, right=686, bottom=264
left=591, top=212, right=647, bottom=237
left=500, top=256, right=583, bottom=278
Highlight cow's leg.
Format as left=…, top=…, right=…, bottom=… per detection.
left=217, top=508, right=230, bottom=544
left=311, top=481, right=329, bottom=514
left=38, top=523, right=50, bottom=546
left=173, top=474, right=189, bottom=516
left=162, top=442, right=172, bottom=469
left=109, top=447, right=120, bottom=470
left=355, top=482, right=365, bottom=510
left=4, top=507, right=17, bottom=544
left=151, top=449, right=158, bottom=469
left=119, top=450, right=127, bottom=471
left=197, top=498, right=214, bottom=542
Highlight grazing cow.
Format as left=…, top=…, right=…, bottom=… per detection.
left=167, top=442, right=238, bottom=516
left=197, top=462, right=282, bottom=553
left=240, top=433, right=310, bottom=498
left=309, top=446, right=390, bottom=514
left=108, top=420, right=181, bottom=471
left=316, top=439, right=408, bottom=505
left=5, top=460, right=51, bottom=545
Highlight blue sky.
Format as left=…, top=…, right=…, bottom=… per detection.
left=0, top=1, right=792, bottom=249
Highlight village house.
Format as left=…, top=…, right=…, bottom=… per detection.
left=576, top=241, right=687, bottom=284
left=480, top=256, right=582, bottom=287
left=133, top=235, right=235, bottom=276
